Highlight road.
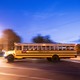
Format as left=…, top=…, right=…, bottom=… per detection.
left=0, top=57, right=80, bottom=80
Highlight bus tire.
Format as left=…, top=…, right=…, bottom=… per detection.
left=47, top=58, right=52, bottom=62
left=52, top=55, right=60, bottom=62
left=7, top=55, right=14, bottom=63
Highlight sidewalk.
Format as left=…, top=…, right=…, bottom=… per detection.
left=71, top=56, right=80, bottom=60
left=62, top=56, right=80, bottom=63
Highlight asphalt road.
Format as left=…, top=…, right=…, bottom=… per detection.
left=0, top=57, right=80, bottom=80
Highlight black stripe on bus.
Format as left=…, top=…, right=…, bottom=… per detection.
left=16, top=55, right=76, bottom=56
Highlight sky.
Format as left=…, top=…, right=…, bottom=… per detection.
left=0, top=0, right=80, bottom=43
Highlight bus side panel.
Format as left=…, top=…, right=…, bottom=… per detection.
left=15, top=51, right=77, bottom=59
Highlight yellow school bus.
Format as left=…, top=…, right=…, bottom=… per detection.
left=4, top=43, right=77, bottom=62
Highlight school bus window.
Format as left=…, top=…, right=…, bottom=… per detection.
left=70, top=46, right=74, bottom=50
left=42, top=46, right=45, bottom=50
left=58, top=46, right=62, bottom=50
left=28, top=46, right=33, bottom=50
left=66, top=46, right=70, bottom=50
left=33, top=46, right=37, bottom=50
left=55, top=46, right=58, bottom=50
left=46, top=46, right=50, bottom=50
left=16, top=46, right=22, bottom=50
left=62, top=46, right=66, bottom=50
left=37, top=46, right=42, bottom=50
left=23, top=46, right=28, bottom=50
left=51, top=46, right=54, bottom=50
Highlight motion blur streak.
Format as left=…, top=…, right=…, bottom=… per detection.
left=0, top=72, right=52, bottom=80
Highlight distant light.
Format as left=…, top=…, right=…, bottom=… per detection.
left=42, top=44, right=46, bottom=46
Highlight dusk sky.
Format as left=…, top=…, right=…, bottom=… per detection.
left=0, top=0, right=80, bottom=43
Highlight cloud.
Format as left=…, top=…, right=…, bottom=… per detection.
left=70, top=37, right=80, bottom=43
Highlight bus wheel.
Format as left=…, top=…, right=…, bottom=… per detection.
left=52, top=55, right=60, bottom=62
left=7, top=55, right=14, bottom=63
left=47, top=58, right=52, bottom=62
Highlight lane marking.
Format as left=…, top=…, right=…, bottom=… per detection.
left=0, top=65, right=43, bottom=71
left=62, top=59, right=80, bottom=63
left=0, top=72, right=52, bottom=80
left=69, top=60, right=80, bottom=63
left=0, top=65, right=80, bottom=75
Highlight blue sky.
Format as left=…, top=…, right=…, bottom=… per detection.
left=0, top=0, right=80, bottom=43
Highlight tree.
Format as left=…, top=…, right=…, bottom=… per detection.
left=32, top=35, right=45, bottom=43
left=1, top=29, right=21, bottom=50
left=32, top=34, right=56, bottom=43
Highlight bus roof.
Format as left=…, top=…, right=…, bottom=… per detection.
left=14, top=43, right=76, bottom=46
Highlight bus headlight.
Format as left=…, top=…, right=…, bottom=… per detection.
left=3, top=53, right=7, bottom=58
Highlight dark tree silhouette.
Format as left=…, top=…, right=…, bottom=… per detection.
left=32, top=34, right=56, bottom=43
left=32, top=35, right=44, bottom=43
left=2, top=29, right=21, bottom=50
